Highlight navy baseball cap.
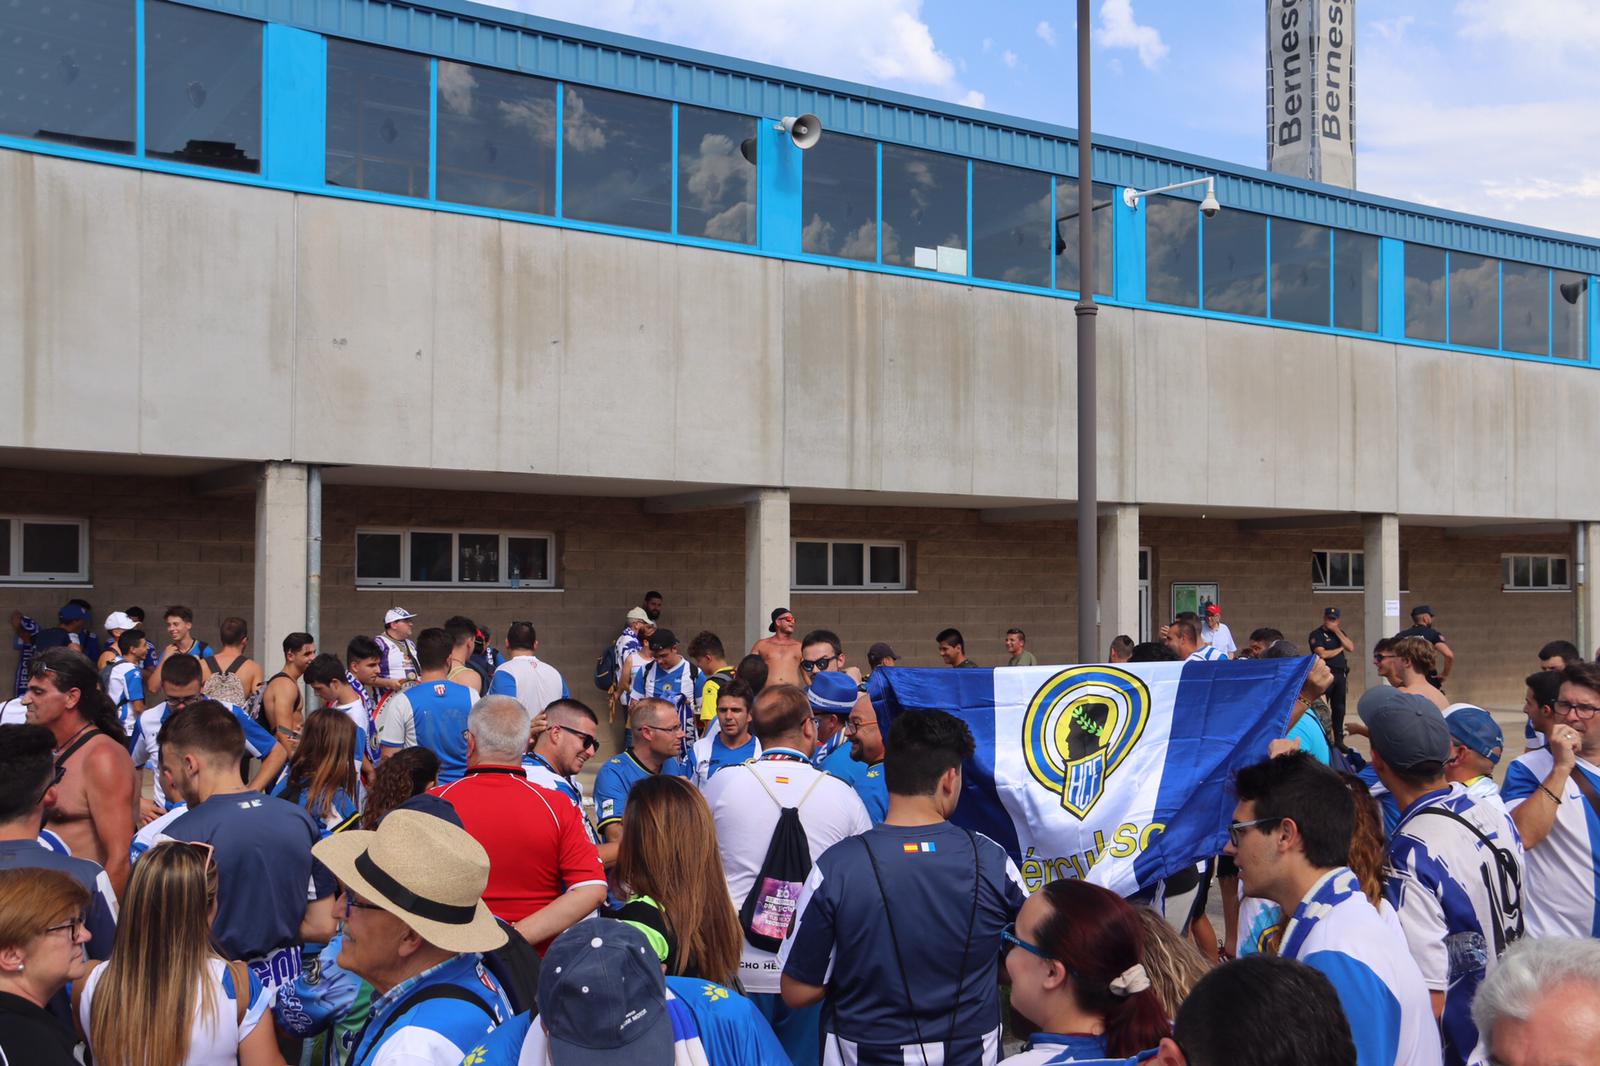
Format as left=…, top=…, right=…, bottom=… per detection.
left=646, top=628, right=678, bottom=652
left=1358, top=687, right=1451, bottom=771
left=807, top=671, right=858, bottom=716
left=58, top=603, right=89, bottom=622
left=1411, top=605, right=1433, bottom=618
left=1444, top=705, right=1504, bottom=765
left=1323, top=607, right=1340, bottom=620
left=539, top=918, right=673, bottom=1066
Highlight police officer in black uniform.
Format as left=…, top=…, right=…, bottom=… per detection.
left=1307, top=607, right=1356, bottom=746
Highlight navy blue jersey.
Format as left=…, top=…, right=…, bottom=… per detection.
left=165, top=791, right=335, bottom=960
left=779, top=821, right=1026, bottom=1054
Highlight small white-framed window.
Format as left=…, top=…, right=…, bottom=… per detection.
left=1503, top=554, right=1570, bottom=591
left=0, top=516, right=90, bottom=584
left=792, top=539, right=907, bottom=590
left=355, top=528, right=555, bottom=588
left=1312, top=549, right=1364, bottom=591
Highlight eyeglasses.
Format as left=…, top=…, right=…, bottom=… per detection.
left=167, top=693, right=203, bottom=709
left=801, top=655, right=836, bottom=674
left=1554, top=699, right=1600, bottom=721
left=642, top=721, right=683, bottom=735
left=342, top=892, right=386, bottom=918
left=556, top=724, right=599, bottom=751
left=43, top=916, right=85, bottom=940
left=844, top=717, right=875, bottom=735
left=1228, top=816, right=1284, bottom=847
left=1001, top=923, right=1052, bottom=961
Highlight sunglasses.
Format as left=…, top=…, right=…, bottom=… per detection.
left=801, top=655, right=836, bottom=674
left=556, top=724, right=599, bottom=751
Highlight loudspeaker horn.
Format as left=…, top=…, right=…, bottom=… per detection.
left=774, top=114, right=822, bottom=150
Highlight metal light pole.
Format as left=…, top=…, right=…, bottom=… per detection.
left=1075, top=0, right=1099, bottom=664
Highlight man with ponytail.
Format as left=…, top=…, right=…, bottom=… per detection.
left=1002, top=879, right=1172, bottom=1062
left=22, top=647, right=137, bottom=897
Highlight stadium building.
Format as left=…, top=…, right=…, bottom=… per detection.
left=3, top=0, right=1598, bottom=709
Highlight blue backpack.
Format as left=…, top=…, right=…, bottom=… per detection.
left=593, top=642, right=619, bottom=692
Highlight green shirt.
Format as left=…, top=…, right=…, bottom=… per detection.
left=1007, top=651, right=1038, bottom=667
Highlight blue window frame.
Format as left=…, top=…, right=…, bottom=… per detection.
left=800, top=132, right=878, bottom=261
left=326, top=40, right=429, bottom=197
left=971, top=161, right=1050, bottom=288
left=1203, top=209, right=1267, bottom=317
left=676, top=104, right=757, bottom=245
left=1146, top=195, right=1199, bottom=307
left=1333, top=231, right=1380, bottom=333
left=0, top=0, right=134, bottom=154
left=881, top=143, right=967, bottom=274
left=1449, top=252, right=1499, bottom=350
left=1270, top=219, right=1331, bottom=326
left=434, top=61, right=557, bottom=216
left=144, top=2, right=262, bottom=173
left=561, top=84, right=671, bottom=232
left=1554, top=272, right=1589, bottom=360
left=1405, top=244, right=1449, bottom=343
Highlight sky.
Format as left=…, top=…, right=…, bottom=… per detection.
left=476, top=0, right=1600, bottom=239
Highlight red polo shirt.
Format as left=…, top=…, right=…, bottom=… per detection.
left=429, top=765, right=606, bottom=934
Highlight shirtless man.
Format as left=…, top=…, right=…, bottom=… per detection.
left=23, top=647, right=138, bottom=897
left=261, top=632, right=316, bottom=743
left=1387, top=636, right=1450, bottom=711
left=752, top=607, right=803, bottom=688
left=205, top=617, right=264, bottom=698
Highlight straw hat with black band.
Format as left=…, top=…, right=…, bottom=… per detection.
left=313, top=809, right=507, bottom=954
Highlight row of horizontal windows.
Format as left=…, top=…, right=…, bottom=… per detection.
left=0, top=2, right=1592, bottom=361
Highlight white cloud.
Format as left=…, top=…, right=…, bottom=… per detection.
left=491, top=0, right=984, bottom=107
left=1036, top=20, right=1057, bottom=46
left=981, top=37, right=994, bottom=53
left=1002, top=49, right=1018, bottom=69
left=1456, top=0, right=1600, bottom=53
left=1097, top=0, right=1167, bottom=70
left=1368, top=14, right=1415, bottom=42
left=960, top=89, right=987, bottom=109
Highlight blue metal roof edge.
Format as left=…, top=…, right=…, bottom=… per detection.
left=167, top=0, right=1600, bottom=267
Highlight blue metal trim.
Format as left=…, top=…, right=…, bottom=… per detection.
left=1197, top=206, right=1207, bottom=311
left=1546, top=269, right=1555, bottom=361
left=1326, top=226, right=1335, bottom=327
left=669, top=104, right=679, bottom=234
left=1589, top=276, right=1599, bottom=365
left=965, top=158, right=973, bottom=277
left=1378, top=238, right=1405, bottom=339
left=154, top=0, right=1600, bottom=272
left=262, top=24, right=327, bottom=185
left=1049, top=180, right=1057, bottom=291
left=1496, top=259, right=1504, bottom=351
left=1264, top=217, right=1273, bottom=320
left=553, top=84, right=564, bottom=218
left=1445, top=251, right=1454, bottom=345
left=427, top=58, right=438, bottom=201
left=1116, top=194, right=1145, bottom=303
left=874, top=142, right=883, bottom=265
left=135, top=0, right=147, bottom=155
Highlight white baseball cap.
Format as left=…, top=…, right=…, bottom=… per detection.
left=103, top=611, right=135, bottom=632
left=384, top=608, right=416, bottom=625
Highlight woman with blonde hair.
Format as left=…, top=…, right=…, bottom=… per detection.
left=1131, top=906, right=1211, bottom=1018
left=607, top=774, right=743, bottom=988
left=272, top=708, right=360, bottom=835
left=77, top=841, right=280, bottom=1066
left=0, top=867, right=93, bottom=1065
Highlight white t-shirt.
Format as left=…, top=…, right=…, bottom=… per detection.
left=489, top=655, right=568, bottom=715
left=1200, top=622, right=1236, bottom=656
left=80, top=957, right=273, bottom=1065
left=702, top=749, right=872, bottom=993
left=0, top=697, right=26, bottom=726
left=106, top=660, right=144, bottom=733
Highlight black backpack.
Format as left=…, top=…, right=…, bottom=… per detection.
left=738, top=767, right=827, bottom=953
left=593, top=642, right=620, bottom=692
left=481, top=917, right=541, bottom=1014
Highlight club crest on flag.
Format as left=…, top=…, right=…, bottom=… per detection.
left=1022, top=666, right=1151, bottom=819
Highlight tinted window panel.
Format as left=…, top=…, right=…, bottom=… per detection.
left=832, top=543, right=864, bottom=587
left=326, top=42, right=429, bottom=197
left=795, top=542, right=828, bottom=586
left=1554, top=271, right=1589, bottom=360
left=1449, top=252, right=1499, bottom=349
left=409, top=532, right=452, bottom=583
left=506, top=537, right=548, bottom=583
left=869, top=545, right=900, bottom=585
left=435, top=62, right=555, bottom=215
left=1333, top=231, right=1380, bottom=333
left=562, top=85, right=671, bottom=232
left=1270, top=219, right=1330, bottom=326
left=1204, top=210, right=1267, bottom=317
left=0, top=519, right=9, bottom=576
left=145, top=2, right=260, bottom=172
left=971, top=162, right=1049, bottom=287
left=1053, top=178, right=1115, bottom=296
left=1145, top=196, right=1198, bottom=307
left=457, top=533, right=499, bottom=584
left=1405, top=244, right=1447, bottom=342
left=356, top=533, right=400, bottom=579
left=1501, top=261, right=1549, bottom=356
left=21, top=523, right=79, bottom=575
left=0, top=0, right=134, bottom=153
left=677, top=105, right=756, bottom=244
left=801, top=133, right=877, bottom=260
left=881, top=145, right=966, bottom=273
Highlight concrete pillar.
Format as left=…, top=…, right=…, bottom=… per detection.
left=1097, top=504, right=1140, bottom=661
left=1362, top=513, right=1401, bottom=691
left=1576, top=522, right=1600, bottom=660
left=254, top=462, right=309, bottom=655
left=745, top=489, right=791, bottom=650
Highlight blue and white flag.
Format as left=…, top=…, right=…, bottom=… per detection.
left=868, top=658, right=1311, bottom=896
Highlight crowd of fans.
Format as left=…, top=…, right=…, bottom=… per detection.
left=0, top=593, right=1596, bottom=1066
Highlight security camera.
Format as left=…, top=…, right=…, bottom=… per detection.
left=1200, top=193, right=1220, bottom=218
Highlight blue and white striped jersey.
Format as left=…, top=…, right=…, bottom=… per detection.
left=131, top=701, right=277, bottom=809
left=1385, top=784, right=1524, bottom=1066
left=1281, top=867, right=1441, bottom=1066
left=1501, top=749, right=1600, bottom=937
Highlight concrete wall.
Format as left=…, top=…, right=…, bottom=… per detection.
left=5, top=149, right=1600, bottom=522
